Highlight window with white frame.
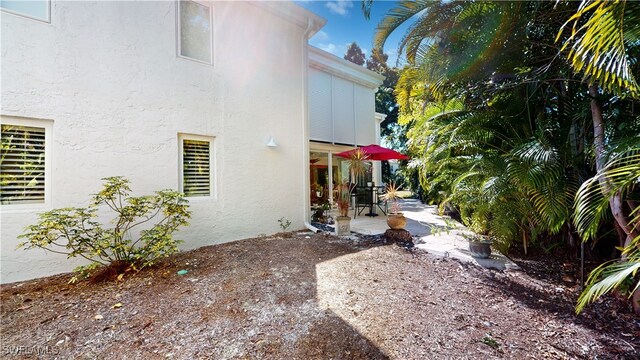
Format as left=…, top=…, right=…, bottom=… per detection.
left=178, top=0, right=213, bottom=64
left=1, top=121, right=49, bottom=205
left=1, top=0, right=50, bottom=22
left=180, top=135, right=213, bottom=197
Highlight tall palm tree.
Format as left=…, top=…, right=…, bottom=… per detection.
left=574, top=149, right=640, bottom=314
left=557, top=0, right=640, bottom=246
left=557, top=0, right=640, bottom=314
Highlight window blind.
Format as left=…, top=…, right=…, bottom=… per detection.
left=182, top=139, right=211, bottom=197
left=1, top=125, right=46, bottom=204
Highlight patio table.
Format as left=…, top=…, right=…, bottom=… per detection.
left=364, top=186, right=386, bottom=217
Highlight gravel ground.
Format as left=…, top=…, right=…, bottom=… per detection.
left=1, top=232, right=638, bottom=359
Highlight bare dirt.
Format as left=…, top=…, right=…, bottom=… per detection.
left=1, top=232, right=638, bottom=359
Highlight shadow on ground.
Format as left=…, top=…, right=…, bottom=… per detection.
left=0, top=234, right=391, bottom=359
left=480, top=270, right=639, bottom=357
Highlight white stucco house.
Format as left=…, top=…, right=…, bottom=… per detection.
left=0, top=1, right=384, bottom=283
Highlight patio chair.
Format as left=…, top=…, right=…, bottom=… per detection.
left=353, top=187, right=372, bottom=218
left=375, top=190, right=388, bottom=215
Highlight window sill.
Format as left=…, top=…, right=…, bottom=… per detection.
left=1, top=203, right=51, bottom=214
left=184, top=196, right=216, bottom=204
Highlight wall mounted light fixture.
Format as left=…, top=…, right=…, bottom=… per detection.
left=266, top=136, right=278, bottom=148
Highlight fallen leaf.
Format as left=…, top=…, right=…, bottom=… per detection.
left=111, top=303, right=123, bottom=309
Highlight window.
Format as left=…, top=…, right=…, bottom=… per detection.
left=180, top=135, right=213, bottom=197
left=1, top=122, right=48, bottom=205
left=1, top=0, right=50, bottom=22
left=177, top=0, right=213, bottom=64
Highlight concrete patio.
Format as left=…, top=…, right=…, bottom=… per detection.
left=331, top=199, right=519, bottom=271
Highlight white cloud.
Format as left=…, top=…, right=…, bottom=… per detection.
left=314, top=30, right=329, bottom=42
left=318, top=43, right=340, bottom=56
left=325, top=1, right=353, bottom=16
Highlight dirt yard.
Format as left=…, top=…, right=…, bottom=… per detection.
left=1, top=232, right=638, bottom=359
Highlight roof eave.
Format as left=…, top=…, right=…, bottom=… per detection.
left=308, top=46, right=385, bottom=89
left=250, top=2, right=326, bottom=38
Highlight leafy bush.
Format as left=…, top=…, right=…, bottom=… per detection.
left=18, top=177, right=191, bottom=278
left=278, top=217, right=291, bottom=232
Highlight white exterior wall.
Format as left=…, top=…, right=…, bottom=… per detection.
left=1, top=1, right=321, bottom=283
left=308, top=47, right=384, bottom=146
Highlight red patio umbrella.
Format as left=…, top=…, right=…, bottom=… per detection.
left=335, top=144, right=409, bottom=161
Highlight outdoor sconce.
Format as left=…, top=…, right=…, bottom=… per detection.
left=266, top=136, right=278, bottom=148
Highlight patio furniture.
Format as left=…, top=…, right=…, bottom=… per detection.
left=353, top=186, right=387, bottom=218
left=353, top=187, right=373, bottom=218
left=375, top=185, right=388, bottom=215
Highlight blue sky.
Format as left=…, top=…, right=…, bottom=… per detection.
left=296, top=1, right=410, bottom=67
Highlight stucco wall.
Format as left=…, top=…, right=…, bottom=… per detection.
left=1, top=1, right=309, bottom=283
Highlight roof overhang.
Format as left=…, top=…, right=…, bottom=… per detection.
left=250, top=1, right=326, bottom=39
left=308, top=46, right=385, bottom=89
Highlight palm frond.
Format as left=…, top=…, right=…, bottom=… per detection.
left=575, top=247, right=640, bottom=313
left=574, top=148, right=640, bottom=241
left=557, top=0, right=640, bottom=97
left=373, top=0, right=434, bottom=51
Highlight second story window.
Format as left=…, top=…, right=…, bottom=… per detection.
left=1, top=0, right=50, bottom=22
left=178, top=0, right=213, bottom=64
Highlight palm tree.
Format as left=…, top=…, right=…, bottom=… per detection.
left=557, top=0, right=640, bottom=97
left=573, top=149, right=640, bottom=314
left=557, top=0, right=640, bottom=314
left=367, top=1, right=587, bottom=251
left=368, top=2, right=640, bottom=312
left=557, top=0, right=640, bottom=246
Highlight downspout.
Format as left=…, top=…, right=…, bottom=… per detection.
left=302, top=18, right=320, bottom=233
left=374, top=112, right=386, bottom=185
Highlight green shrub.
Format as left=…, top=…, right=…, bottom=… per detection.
left=18, top=177, right=191, bottom=279
left=278, top=217, right=291, bottom=232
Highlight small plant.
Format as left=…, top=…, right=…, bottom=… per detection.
left=461, top=233, right=491, bottom=243
left=278, top=217, right=291, bottom=232
left=335, top=182, right=353, bottom=217
left=346, top=149, right=370, bottom=179
left=333, top=149, right=370, bottom=218
left=313, top=183, right=323, bottom=197
left=480, top=334, right=500, bottom=350
left=312, top=202, right=332, bottom=223
left=382, top=182, right=402, bottom=214
left=18, top=176, right=191, bottom=280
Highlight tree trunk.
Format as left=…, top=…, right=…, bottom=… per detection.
left=589, top=85, right=640, bottom=315
left=589, top=85, right=640, bottom=243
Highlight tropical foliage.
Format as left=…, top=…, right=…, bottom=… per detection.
left=574, top=149, right=640, bottom=313
left=557, top=0, right=640, bottom=96
left=366, top=0, right=640, bottom=313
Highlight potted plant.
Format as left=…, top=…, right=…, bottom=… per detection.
left=332, top=149, right=370, bottom=236
left=312, top=201, right=331, bottom=223
left=463, top=233, right=493, bottom=259
left=382, top=183, right=406, bottom=230
left=335, top=182, right=352, bottom=217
